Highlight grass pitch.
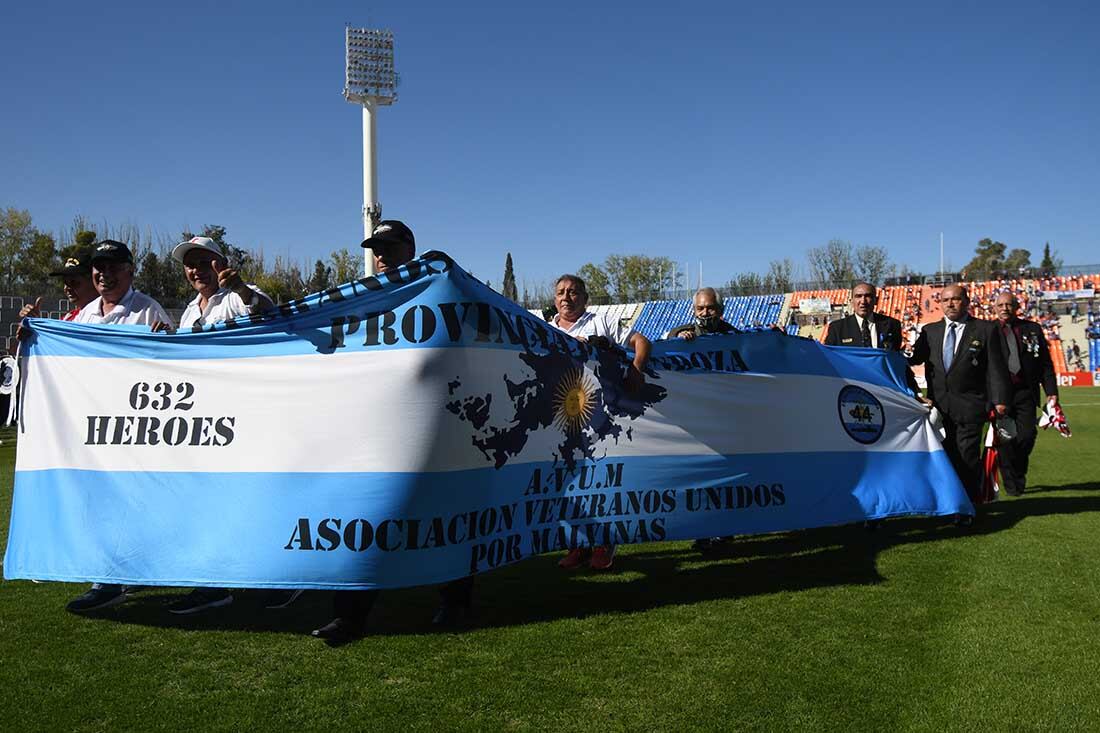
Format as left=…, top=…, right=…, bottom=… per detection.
left=1, top=387, right=1099, bottom=731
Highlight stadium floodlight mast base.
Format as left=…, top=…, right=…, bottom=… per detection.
left=344, top=26, right=398, bottom=276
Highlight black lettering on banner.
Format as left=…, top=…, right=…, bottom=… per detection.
left=316, top=518, right=342, bottom=551
left=285, top=518, right=313, bottom=550
left=87, top=382, right=235, bottom=448
left=401, top=305, right=436, bottom=344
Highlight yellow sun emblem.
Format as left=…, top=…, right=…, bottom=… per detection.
left=552, top=368, right=596, bottom=434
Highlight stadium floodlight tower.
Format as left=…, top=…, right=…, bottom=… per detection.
left=344, top=26, right=398, bottom=275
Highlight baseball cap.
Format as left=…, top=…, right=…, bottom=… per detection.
left=90, top=240, right=134, bottom=265
left=171, top=236, right=226, bottom=264
left=49, top=247, right=94, bottom=277
left=361, top=220, right=415, bottom=251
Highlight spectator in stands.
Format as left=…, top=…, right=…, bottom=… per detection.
left=170, top=236, right=274, bottom=330
left=824, top=282, right=904, bottom=352
left=15, top=246, right=98, bottom=338
left=72, top=240, right=171, bottom=327
left=550, top=273, right=651, bottom=571
left=668, top=287, right=740, bottom=341
left=992, top=293, right=1058, bottom=496
left=64, top=241, right=173, bottom=613
left=909, top=285, right=1010, bottom=523
left=312, top=220, right=475, bottom=645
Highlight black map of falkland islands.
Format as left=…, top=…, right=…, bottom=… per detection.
left=445, top=345, right=667, bottom=472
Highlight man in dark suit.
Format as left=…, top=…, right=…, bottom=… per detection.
left=824, top=282, right=904, bottom=351
left=993, top=292, right=1058, bottom=496
left=910, top=285, right=1011, bottom=514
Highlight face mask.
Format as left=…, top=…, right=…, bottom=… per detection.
left=696, top=314, right=719, bottom=330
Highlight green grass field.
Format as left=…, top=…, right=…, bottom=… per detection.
left=2, top=387, right=1099, bottom=731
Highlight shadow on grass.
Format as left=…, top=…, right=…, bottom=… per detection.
left=1021, top=481, right=1100, bottom=494
left=75, top=491, right=1100, bottom=639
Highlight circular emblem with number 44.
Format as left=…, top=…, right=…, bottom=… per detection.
left=837, top=385, right=885, bottom=445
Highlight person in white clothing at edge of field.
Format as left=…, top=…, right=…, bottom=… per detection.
left=548, top=273, right=652, bottom=572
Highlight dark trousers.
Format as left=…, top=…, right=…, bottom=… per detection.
left=331, top=576, right=474, bottom=628
left=998, top=389, right=1040, bottom=496
left=941, top=414, right=983, bottom=503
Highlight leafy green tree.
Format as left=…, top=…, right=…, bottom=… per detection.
left=305, top=259, right=331, bottom=294
left=1003, top=248, right=1031, bottom=274
left=0, top=208, right=36, bottom=291
left=502, top=253, right=518, bottom=301
left=962, top=238, right=1006, bottom=280
left=1039, top=242, right=1061, bottom=277
left=576, top=262, right=611, bottom=303
left=600, top=254, right=677, bottom=302
left=134, top=250, right=190, bottom=308
left=252, top=257, right=305, bottom=304
left=14, top=231, right=57, bottom=293
left=328, top=249, right=360, bottom=285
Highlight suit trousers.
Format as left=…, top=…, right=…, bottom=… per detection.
left=941, top=414, right=983, bottom=503
left=332, top=576, right=475, bottom=628
left=997, top=389, right=1040, bottom=496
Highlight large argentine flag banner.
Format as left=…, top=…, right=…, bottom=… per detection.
left=4, top=252, right=970, bottom=590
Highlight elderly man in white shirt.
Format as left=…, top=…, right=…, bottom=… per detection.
left=548, top=273, right=652, bottom=571
left=171, top=236, right=274, bottom=330
left=65, top=240, right=173, bottom=614
left=74, top=240, right=172, bottom=327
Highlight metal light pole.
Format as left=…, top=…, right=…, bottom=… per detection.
left=344, top=26, right=398, bottom=275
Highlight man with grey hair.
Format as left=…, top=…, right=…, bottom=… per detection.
left=993, top=291, right=1058, bottom=495
left=668, top=287, right=740, bottom=340
left=550, top=273, right=651, bottom=570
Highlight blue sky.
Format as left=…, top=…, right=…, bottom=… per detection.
left=2, top=0, right=1097, bottom=291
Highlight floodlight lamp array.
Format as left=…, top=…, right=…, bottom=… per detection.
left=344, top=27, right=397, bottom=105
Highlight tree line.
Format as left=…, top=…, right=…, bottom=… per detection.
left=3, top=205, right=1068, bottom=312
left=1, top=208, right=364, bottom=308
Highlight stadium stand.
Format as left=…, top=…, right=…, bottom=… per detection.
left=2, top=274, right=1094, bottom=376
left=629, top=294, right=786, bottom=341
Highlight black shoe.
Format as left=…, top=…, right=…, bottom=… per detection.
left=432, top=603, right=471, bottom=628
left=66, top=583, right=129, bottom=613
left=264, top=589, right=305, bottom=609
left=863, top=520, right=881, bottom=531
left=168, top=588, right=234, bottom=615
left=312, top=617, right=365, bottom=646
left=954, top=513, right=974, bottom=527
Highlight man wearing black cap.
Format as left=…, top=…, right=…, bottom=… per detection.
left=15, top=247, right=98, bottom=337
left=74, top=240, right=172, bottom=327
left=312, top=220, right=475, bottom=645
left=64, top=241, right=172, bottom=612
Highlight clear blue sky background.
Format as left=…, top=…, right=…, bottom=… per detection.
left=2, top=0, right=1097, bottom=291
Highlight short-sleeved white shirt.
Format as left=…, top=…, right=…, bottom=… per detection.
left=75, top=288, right=171, bottom=327
left=550, top=310, right=628, bottom=346
left=179, top=285, right=268, bottom=329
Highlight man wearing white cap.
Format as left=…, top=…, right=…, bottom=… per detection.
left=154, top=236, right=276, bottom=614
left=170, top=236, right=274, bottom=330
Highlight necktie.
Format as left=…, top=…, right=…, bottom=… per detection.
left=1003, top=323, right=1021, bottom=374
left=861, top=317, right=872, bottom=347
left=943, top=322, right=957, bottom=371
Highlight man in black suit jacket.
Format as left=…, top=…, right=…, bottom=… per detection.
left=910, top=285, right=1011, bottom=508
left=824, top=282, right=904, bottom=351
left=993, top=292, right=1059, bottom=496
